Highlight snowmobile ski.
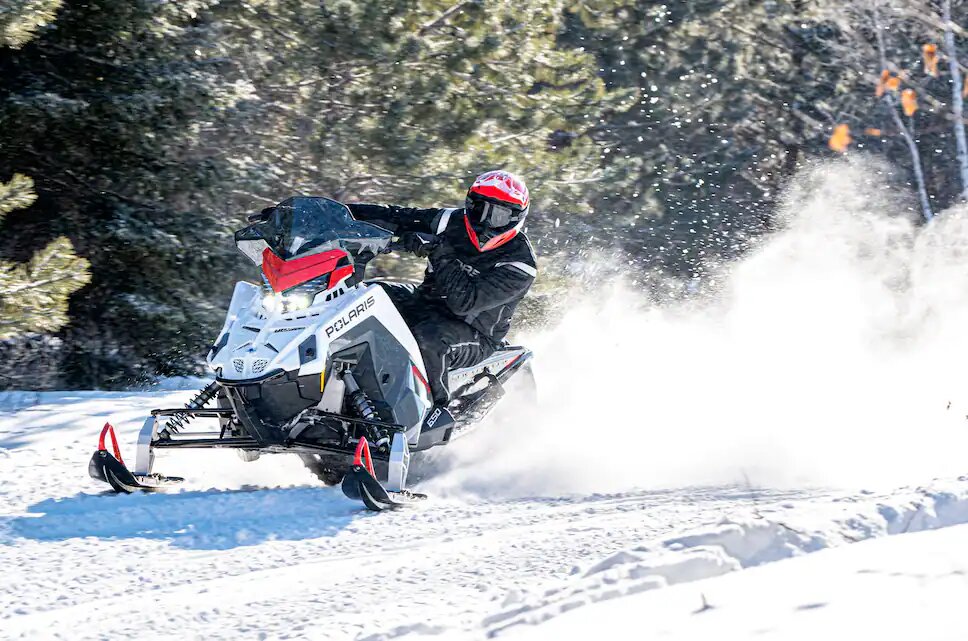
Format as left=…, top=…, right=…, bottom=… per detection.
left=88, top=423, right=183, bottom=493
left=341, top=437, right=426, bottom=511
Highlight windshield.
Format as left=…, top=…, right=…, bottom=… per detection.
left=235, top=196, right=392, bottom=263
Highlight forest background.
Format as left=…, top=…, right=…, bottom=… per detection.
left=1, top=0, right=966, bottom=389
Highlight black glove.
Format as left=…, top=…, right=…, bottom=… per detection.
left=398, top=232, right=438, bottom=258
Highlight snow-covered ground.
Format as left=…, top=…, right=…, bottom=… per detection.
left=482, top=522, right=968, bottom=641
left=5, top=165, right=968, bottom=639
left=2, top=389, right=968, bottom=640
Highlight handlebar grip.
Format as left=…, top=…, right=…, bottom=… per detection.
left=247, top=206, right=276, bottom=223
left=385, top=235, right=440, bottom=256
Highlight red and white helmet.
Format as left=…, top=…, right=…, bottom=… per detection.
left=463, top=170, right=530, bottom=252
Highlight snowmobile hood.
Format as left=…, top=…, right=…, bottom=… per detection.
left=261, top=247, right=354, bottom=293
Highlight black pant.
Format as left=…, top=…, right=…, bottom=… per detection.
left=377, top=282, right=494, bottom=403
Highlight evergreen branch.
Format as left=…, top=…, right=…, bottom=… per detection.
left=0, top=267, right=87, bottom=298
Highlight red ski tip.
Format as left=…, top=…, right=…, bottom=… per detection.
left=353, top=437, right=376, bottom=477
left=97, top=422, right=125, bottom=465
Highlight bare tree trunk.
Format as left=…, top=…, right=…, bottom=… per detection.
left=892, top=108, right=935, bottom=220
left=942, top=0, right=968, bottom=201
left=874, top=3, right=935, bottom=221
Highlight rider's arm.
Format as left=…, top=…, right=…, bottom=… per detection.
left=346, top=204, right=451, bottom=236
left=433, top=257, right=536, bottom=317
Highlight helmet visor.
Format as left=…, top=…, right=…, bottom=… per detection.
left=465, top=197, right=516, bottom=228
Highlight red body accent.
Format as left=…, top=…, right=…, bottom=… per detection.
left=97, top=422, right=125, bottom=465
left=353, top=437, right=376, bottom=476
left=468, top=171, right=530, bottom=208
left=464, top=214, right=518, bottom=252
left=411, top=363, right=431, bottom=396
left=328, top=264, right=355, bottom=289
left=262, top=248, right=348, bottom=293
left=503, top=354, right=522, bottom=371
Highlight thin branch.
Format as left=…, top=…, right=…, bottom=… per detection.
left=874, top=4, right=934, bottom=221
left=418, top=1, right=474, bottom=37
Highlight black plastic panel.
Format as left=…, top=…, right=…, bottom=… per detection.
left=299, top=334, right=318, bottom=365
left=329, top=316, right=423, bottom=429
left=224, top=370, right=323, bottom=440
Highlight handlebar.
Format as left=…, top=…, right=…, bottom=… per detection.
left=384, top=239, right=407, bottom=254
left=247, top=206, right=275, bottom=223
left=383, top=235, right=440, bottom=255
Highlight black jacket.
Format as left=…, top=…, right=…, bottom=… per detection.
left=347, top=204, right=537, bottom=344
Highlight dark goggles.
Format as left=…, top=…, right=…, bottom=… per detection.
left=465, top=196, right=519, bottom=229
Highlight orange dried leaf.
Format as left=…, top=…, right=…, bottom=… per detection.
left=865, top=128, right=883, bottom=136
left=923, top=43, right=939, bottom=77
left=885, top=75, right=901, bottom=92
left=901, top=89, right=918, bottom=116
left=876, top=69, right=891, bottom=97
left=828, top=124, right=853, bottom=153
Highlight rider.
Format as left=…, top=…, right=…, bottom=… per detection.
left=347, top=170, right=537, bottom=408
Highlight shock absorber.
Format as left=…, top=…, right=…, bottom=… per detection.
left=162, top=381, right=220, bottom=436
left=342, top=370, right=390, bottom=450
left=342, top=371, right=378, bottom=422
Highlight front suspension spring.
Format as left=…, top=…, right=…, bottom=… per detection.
left=348, top=390, right=379, bottom=422
left=162, top=381, right=220, bottom=436
left=342, top=369, right=389, bottom=449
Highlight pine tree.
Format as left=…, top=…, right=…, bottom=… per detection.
left=0, top=0, right=625, bottom=387
left=0, top=1, right=91, bottom=388
left=0, top=0, right=63, bottom=48
left=0, top=1, right=262, bottom=385
left=203, top=0, right=630, bottom=217
left=561, top=0, right=855, bottom=276
left=0, top=173, right=90, bottom=339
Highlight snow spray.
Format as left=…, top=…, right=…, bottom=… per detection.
left=429, top=158, right=968, bottom=498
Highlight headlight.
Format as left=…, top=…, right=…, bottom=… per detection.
left=262, top=292, right=312, bottom=313
left=286, top=294, right=311, bottom=311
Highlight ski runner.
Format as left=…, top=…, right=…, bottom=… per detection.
left=347, top=170, right=537, bottom=411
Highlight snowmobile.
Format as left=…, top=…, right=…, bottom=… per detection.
left=89, top=196, right=534, bottom=510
